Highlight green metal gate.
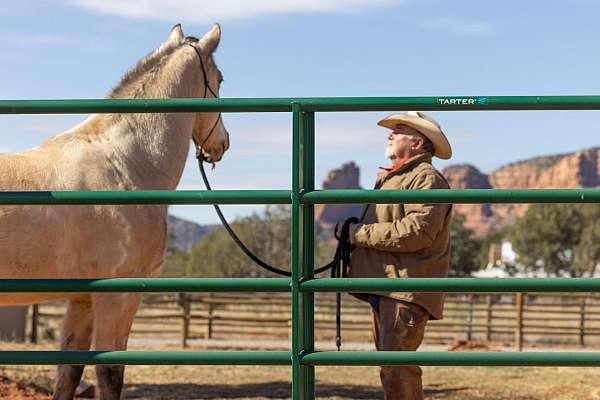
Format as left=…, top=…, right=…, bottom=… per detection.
left=3, top=96, right=600, bottom=399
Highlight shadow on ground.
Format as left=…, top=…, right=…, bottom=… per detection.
left=124, top=381, right=468, bottom=399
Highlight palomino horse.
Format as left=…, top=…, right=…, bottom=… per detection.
left=0, top=24, right=229, bottom=399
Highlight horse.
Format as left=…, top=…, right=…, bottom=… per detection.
left=0, top=24, right=229, bottom=399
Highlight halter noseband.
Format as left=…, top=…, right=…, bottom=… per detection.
left=187, top=41, right=222, bottom=160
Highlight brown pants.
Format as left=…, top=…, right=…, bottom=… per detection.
left=371, top=297, right=429, bottom=400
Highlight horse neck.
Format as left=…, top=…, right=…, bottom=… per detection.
left=109, top=50, right=202, bottom=190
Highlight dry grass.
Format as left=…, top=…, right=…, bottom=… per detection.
left=13, top=295, right=600, bottom=398
left=1, top=341, right=600, bottom=399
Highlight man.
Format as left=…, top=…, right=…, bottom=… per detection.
left=345, top=111, right=453, bottom=400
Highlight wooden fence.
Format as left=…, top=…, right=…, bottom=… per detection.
left=30, top=292, right=600, bottom=350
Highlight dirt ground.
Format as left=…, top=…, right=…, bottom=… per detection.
left=1, top=342, right=600, bottom=399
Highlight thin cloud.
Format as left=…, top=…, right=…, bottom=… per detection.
left=196, top=119, right=384, bottom=158
left=451, top=131, right=481, bottom=145
left=421, top=17, right=494, bottom=34
left=6, top=34, right=68, bottom=46
left=65, top=0, right=403, bottom=22
left=178, top=169, right=291, bottom=190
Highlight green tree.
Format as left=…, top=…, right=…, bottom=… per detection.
left=574, top=205, right=600, bottom=276
left=168, top=207, right=489, bottom=279
left=184, top=205, right=293, bottom=278
left=162, top=249, right=190, bottom=277
left=162, top=226, right=191, bottom=277
left=510, top=204, right=600, bottom=277
left=171, top=205, right=345, bottom=278
left=449, top=213, right=482, bottom=277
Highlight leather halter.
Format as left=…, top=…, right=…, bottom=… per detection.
left=187, top=41, right=222, bottom=160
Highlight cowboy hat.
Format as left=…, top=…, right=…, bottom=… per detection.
left=377, top=111, right=452, bottom=159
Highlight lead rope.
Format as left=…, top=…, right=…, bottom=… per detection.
left=188, top=40, right=356, bottom=349
left=331, top=216, right=358, bottom=350
left=196, top=157, right=357, bottom=349
left=196, top=156, right=355, bottom=277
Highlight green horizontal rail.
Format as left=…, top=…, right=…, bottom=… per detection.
left=299, top=278, right=600, bottom=293
left=1, top=278, right=599, bottom=293
left=302, top=189, right=600, bottom=204
left=1, top=188, right=600, bottom=205
left=3, top=350, right=600, bottom=367
left=5, top=96, right=600, bottom=114
left=301, top=351, right=600, bottom=366
left=0, top=278, right=291, bottom=292
left=0, top=98, right=291, bottom=114
left=0, top=351, right=291, bottom=365
left=0, top=190, right=291, bottom=205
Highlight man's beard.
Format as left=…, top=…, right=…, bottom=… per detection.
left=384, top=145, right=396, bottom=160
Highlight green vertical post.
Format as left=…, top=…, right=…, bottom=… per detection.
left=301, top=110, right=315, bottom=397
left=291, top=103, right=315, bottom=399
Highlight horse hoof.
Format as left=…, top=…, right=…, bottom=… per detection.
left=75, top=381, right=95, bottom=398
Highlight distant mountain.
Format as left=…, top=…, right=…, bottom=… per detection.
left=314, top=147, right=600, bottom=237
left=168, top=147, right=600, bottom=247
left=443, top=147, right=600, bottom=236
left=167, top=215, right=217, bottom=251
left=315, top=161, right=364, bottom=225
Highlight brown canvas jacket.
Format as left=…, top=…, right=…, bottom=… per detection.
left=348, top=152, right=452, bottom=319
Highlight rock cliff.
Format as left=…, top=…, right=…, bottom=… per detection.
left=168, top=147, right=600, bottom=248
left=443, top=164, right=494, bottom=236
left=442, top=147, right=600, bottom=235
left=314, top=162, right=364, bottom=224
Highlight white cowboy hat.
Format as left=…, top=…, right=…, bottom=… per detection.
left=377, top=111, right=452, bottom=159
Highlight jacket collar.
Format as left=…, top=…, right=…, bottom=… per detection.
left=378, top=152, right=433, bottom=184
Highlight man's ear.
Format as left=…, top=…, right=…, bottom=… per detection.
left=411, top=135, right=421, bottom=147
left=414, top=136, right=427, bottom=151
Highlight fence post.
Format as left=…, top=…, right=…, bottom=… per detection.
left=207, top=293, right=214, bottom=339
left=179, top=293, right=191, bottom=348
left=291, top=104, right=315, bottom=400
left=486, top=295, right=493, bottom=342
left=515, top=293, right=524, bottom=352
left=579, top=297, right=587, bottom=347
left=466, top=295, right=475, bottom=341
left=30, top=304, right=38, bottom=344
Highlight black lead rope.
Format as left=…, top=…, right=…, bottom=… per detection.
left=330, top=216, right=358, bottom=350
left=196, top=156, right=357, bottom=349
left=188, top=38, right=357, bottom=350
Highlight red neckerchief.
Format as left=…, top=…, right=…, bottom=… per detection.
left=378, top=157, right=412, bottom=173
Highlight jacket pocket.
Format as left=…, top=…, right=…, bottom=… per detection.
left=398, top=302, right=429, bottom=328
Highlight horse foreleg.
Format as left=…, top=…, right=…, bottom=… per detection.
left=53, top=296, right=93, bottom=400
left=92, top=293, right=141, bottom=400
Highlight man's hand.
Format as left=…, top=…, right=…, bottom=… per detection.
left=336, top=222, right=359, bottom=245
left=348, top=224, right=359, bottom=245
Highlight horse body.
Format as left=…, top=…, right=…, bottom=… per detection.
left=0, top=24, right=229, bottom=399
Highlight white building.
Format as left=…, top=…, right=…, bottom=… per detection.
left=472, top=240, right=578, bottom=278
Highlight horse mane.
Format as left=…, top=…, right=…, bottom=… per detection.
left=107, top=38, right=184, bottom=99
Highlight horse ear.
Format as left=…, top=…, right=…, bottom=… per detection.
left=168, top=24, right=185, bottom=43
left=197, top=23, right=221, bottom=54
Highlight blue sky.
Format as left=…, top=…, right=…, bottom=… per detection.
left=2, top=0, right=600, bottom=225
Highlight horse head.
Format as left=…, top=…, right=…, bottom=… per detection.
left=109, top=24, right=230, bottom=165
left=180, top=24, right=230, bottom=163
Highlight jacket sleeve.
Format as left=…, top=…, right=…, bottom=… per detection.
left=352, top=171, right=451, bottom=253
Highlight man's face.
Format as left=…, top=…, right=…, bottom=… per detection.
left=384, top=124, right=422, bottom=161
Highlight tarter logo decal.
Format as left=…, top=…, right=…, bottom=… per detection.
left=437, top=98, right=476, bottom=105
